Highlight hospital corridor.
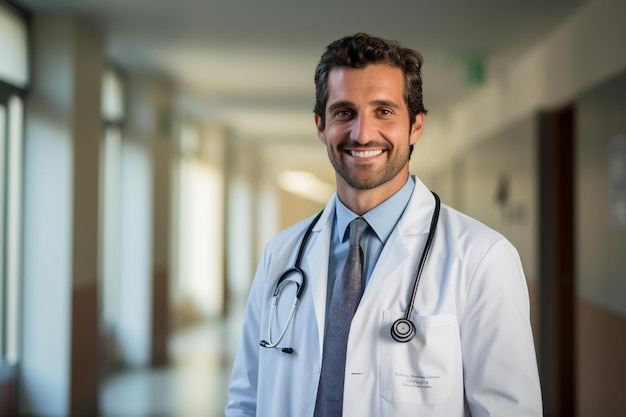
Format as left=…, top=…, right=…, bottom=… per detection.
left=1, top=0, right=626, bottom=416
left=99, top=314, right=244, bottom=416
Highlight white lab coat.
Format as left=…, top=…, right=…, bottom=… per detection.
left=226, top=176, right=542, bottom=417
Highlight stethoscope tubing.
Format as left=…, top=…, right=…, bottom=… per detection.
left=261, top=192, right=440, bottom=351
left=260, top=210, right=323, bottom=352
left=390, top=192, right=440, bottom=342
left=403, top=192, right=440, bottom=321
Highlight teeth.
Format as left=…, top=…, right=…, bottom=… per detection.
left=351, top=150, right=383, bottom=158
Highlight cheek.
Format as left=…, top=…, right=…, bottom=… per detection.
left=323, top=125, right=344, bottom=144
left=388, top=125, right=410, bottom=143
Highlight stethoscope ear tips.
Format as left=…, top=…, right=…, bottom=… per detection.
left=391, top=318, right=416, bottom=343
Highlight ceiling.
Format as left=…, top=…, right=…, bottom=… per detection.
left=11, top=0, right=587, bottom=178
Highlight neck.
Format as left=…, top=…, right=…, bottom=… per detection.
left=336, top=172, right=409, bottom=215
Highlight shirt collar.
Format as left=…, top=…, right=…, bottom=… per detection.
left=335, top=176, right=415, bottom=243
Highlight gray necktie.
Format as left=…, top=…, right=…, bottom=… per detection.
left=314, top=217, right=368, bottom=416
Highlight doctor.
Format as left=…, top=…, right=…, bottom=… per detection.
left=226, top=33, right=542, bottom=417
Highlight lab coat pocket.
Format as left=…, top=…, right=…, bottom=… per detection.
left=380, top=312, right=461, bottom=404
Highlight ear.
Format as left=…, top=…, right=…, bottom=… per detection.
left=315, top=113, right=327, bottom=145
left=409, top=112, right=424, bottom=145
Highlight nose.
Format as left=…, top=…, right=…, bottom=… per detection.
left=351, top=114, right=376, bottom=144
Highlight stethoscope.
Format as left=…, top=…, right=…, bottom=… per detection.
left=260, top=192, right=440, bottom=354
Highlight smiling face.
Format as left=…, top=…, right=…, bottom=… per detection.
left=315, top=64, right=424, bottom=213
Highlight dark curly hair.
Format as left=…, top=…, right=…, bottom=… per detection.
left=313, top=33, right=428, bottom=128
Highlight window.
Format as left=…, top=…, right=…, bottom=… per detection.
left=0, top=1, right=28, bottom=364
left=99, top=67, right=125, bottom=371
left=0, top=95, right=23, bottom=362
left=0, top=2, right=28, bottom=89
left=176, top=123, right=225, bottom=317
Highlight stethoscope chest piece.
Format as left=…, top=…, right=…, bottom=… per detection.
left=391, top=318, right=416, bottom=343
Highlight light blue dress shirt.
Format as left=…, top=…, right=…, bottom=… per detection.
left=328, top=176, right=415, bottom=303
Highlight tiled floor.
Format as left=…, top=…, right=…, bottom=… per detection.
left=100, top=312, right=243, bottom=417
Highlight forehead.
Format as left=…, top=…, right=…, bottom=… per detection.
left=325, top=64, right=406, bottom=105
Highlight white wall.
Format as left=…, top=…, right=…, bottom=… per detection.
left=463, top=117, right=538, bottom=281
left=412, top=0, right=626, bottom=177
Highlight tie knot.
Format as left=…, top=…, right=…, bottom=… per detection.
left=349, top=217, right=368, bottom=244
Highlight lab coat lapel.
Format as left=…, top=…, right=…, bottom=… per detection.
left=301, top=196, right=336, bottom=358
left=361, top=177, right=437, bottom=302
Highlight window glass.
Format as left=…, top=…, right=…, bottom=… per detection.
left=0, top=103, right=6, bottom=357
left=177, top=124, right=224, bottom=317
left=0, top=3, right=29, bottom=88
left=5, top=96, right=23, bottom=361
left=0, top=1, right=27, bottom=365
left=100, top=67, right=126, bottom=371
left=101, top=69, right=124, bottom=123
left=101, top=126, right=122, bottom=326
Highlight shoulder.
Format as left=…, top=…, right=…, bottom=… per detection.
left=263, top=211, right=324, bottom=254
left=437, top=204, right=528, bottom=298
left=440, top=204, right=502, bottom=236
left=438, top=203, right=517, bottom=257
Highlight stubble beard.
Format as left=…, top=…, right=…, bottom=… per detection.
left=328, top=142, right=411, bottom=190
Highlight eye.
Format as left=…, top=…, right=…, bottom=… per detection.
left=334, top=109, right=353, bottom=119
left=377, top=108, right=393, bottom=116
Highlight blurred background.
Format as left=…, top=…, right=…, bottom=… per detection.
left=0, top=0, right=625, bottom=415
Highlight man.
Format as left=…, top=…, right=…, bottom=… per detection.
left=226, top=33, right=542, bottom=417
